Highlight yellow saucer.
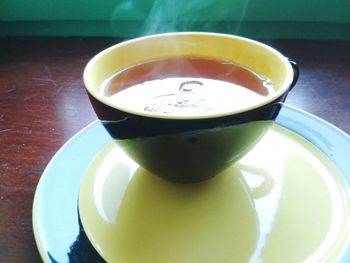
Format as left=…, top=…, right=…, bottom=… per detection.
left=79, top=123, right=350, bottom=263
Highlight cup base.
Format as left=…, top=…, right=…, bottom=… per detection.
left=115, top=120, right=272, bottom=183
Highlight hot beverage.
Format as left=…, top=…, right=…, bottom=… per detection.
left=100, top=56, right=274, bottom=117
left=84, top=32, right=298, bottom=183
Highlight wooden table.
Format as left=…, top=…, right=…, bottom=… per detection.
left=0, top=37, right=349, bottom=262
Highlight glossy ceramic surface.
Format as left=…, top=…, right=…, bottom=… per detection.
left=33, top=105, right=350, bottom=263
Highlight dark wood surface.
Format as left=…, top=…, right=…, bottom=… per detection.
left=0, top=37, right=349, bottom=262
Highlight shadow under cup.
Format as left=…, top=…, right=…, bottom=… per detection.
left=84, top=32, right=298, bottom=183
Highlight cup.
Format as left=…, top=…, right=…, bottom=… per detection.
left=83, top=32, right=298, bottom=183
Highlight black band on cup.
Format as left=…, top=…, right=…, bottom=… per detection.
left=101, top=99, right=284, bottom=140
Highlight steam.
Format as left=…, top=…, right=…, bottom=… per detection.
left=140, top=0, right=219, bottom=35
left=111, top=0, right=250, bottom=36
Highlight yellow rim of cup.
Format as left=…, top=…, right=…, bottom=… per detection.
left=83, top=32, right=294, bottom=120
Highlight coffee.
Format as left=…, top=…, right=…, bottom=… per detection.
left=100, top=56, right=274, bottom=117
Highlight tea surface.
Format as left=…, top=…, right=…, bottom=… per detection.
left=101, top=56, right=274, bottom=116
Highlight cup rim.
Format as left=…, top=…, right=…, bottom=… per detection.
left=83, top=32, right=294, bottom=120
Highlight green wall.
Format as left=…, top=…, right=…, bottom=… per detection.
left=1, top=0, right=349, bottom=39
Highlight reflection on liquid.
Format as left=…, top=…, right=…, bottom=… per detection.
left=79, top=124, right=350, bottom=263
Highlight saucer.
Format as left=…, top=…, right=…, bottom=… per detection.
left=33, top=105, right=350, bottom=263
